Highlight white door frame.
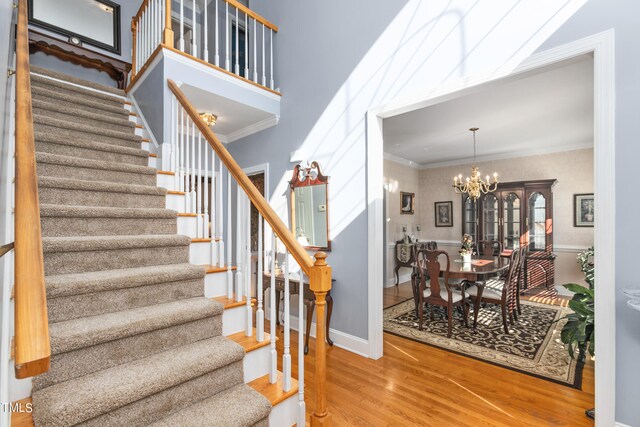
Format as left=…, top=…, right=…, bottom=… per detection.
left=366, top=30, right=615, bottom=426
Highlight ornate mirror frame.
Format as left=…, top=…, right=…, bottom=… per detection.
left=289, top=161, right=331, bottom=251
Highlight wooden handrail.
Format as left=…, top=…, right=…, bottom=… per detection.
left=133, top=0, right=150, bottom=22
left=168, top=79, right=311, bottom=273
left=224, top=0, right=278, bottom=32
left=14, top=0, right=50, bottom=379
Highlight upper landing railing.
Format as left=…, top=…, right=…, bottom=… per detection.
left=131, top=0, right=278, bottom=94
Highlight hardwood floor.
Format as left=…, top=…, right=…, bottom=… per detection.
left=383, top=281, right=414, bottom=309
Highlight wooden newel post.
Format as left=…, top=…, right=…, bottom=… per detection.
left=310, top=251, right=332, bottom=426
left=131, top=18, right=137, bottom=78
left=163, top=0, right=174, bottom=48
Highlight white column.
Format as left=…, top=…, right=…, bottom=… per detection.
left=270, top=29, right=274, bottom=90
left=252, top=19, right=257, bottom=82
left=191, top=0, right=197, bottom=57
left=297, top=269, right=305, bottom=426
left=269, top=231, right=277, bottom=384
left=226, top=169, right=233, bottom=298
left=261, top=23, right=266, bottom=86
left=179, top=0, right=185, bottom=51
left=225, top=2, right=230, bottom=70
left=203, top=0, right=208, bottom=61
left=214, top=0, right=219, bottom=66
left=256, top=215, right=264, bottom=342
left=282, top=251, right=292, bottom=392
left=235, top=183, right=243, bottom=302
left=196, top=131, right=203, bottom=237
left=234, top=7, right=239, bottom=75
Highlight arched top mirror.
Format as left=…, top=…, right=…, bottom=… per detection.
left=289, top=161, right=331, bottom=251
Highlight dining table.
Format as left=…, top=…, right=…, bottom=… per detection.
left=409, top=254, right=510, bottom=317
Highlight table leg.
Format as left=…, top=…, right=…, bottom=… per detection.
left=304, top=299, right=314, bottom=355
left=472, top=284, right=484, bottom=329
left=326, top=294, right=334, bottom=347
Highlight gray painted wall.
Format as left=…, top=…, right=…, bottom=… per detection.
left=538, top=1, right=640, bottom=424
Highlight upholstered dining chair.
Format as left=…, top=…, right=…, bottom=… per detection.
left=466, top=249, right=521, bottom=334
left=415, top=249, right=475, bottom=338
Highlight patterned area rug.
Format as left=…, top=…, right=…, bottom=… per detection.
left=383, top=299, right=583, bottom=388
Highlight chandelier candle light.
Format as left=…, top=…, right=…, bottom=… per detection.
left=453, top=127, right=499, bottom=200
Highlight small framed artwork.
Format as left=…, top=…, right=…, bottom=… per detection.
left=574, top=194, right=594, bottom=227
left=400, top=192, right=415, bottom=215
left=434, top=201, right=453, bottom=227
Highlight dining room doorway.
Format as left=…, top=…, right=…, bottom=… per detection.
left=368, top=31, right=614, bottom=423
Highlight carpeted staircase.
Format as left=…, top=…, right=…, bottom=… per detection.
left=28, top=66, right=271, bottom=426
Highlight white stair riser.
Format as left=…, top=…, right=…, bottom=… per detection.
left=243, top=346, right=270, bottom=383
left=148, top=156, right=157, bottom=168
left=222, top=305, right=245, bottom=335
left=177, top=216, right=198, bottom=237
left=189, top=241, right=217, bottom=265
left=157, top=173, right=175, bottom=190
left=141, top=141, right=152, bottom=152
left=268, top=393, right=298, bottom=427
left=205, top=271, right=229, bottom=298
left=166, top=194, right=185, bottom=212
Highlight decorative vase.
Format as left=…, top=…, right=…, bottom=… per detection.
left=462, top=253, right=472, bottom=263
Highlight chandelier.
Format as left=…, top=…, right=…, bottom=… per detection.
left=452, top=127, right=498, bottom=200
left=199, top=113, right=217, bottom=127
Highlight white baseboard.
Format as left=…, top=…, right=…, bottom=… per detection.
left=615, top=422, right=633, bottom=427
left=386, top=271, right=412, bottom=287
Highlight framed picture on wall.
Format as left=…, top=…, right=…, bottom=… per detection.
left=574, top=193, right=594, bottom=227
left=400, top=192, right=414, bottom=215
left=434, top=201, right=453, bottom=227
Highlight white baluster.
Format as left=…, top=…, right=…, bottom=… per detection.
left=151, top=0, right=156, bottom=48
left=269, top=232, right=277, bottom=383
left=184, top=114, right=190, bottom=211
left=261, top=24, right=266, bottom=86
left=217, top=157, right=224, bottom=267
left=141, top=10, right=146, bottom=64
left=283, top=250, right=292, bottom=392
left=135, top=18, right=140, bottom=72
left=160, top=0, right=165, bottom=48
left=171, top=97, right=177, bottom=181
left=245, top=193, right=252, bottom=337
left=297, top=269, right=305, bottom=425
left=252, top=19, right=257, bottom=82
left=270, top=29, right=274, bottom=90
left=196, top=131, right=202, bottom=237
left=225, top=2, right=230, bottom=70
left=226, top=169, right=233, bottom=298
left=214, top=0, right=219, bottom=66
left=244, top=13, right=249, bottom=78
left=192, top=0, right=197, bottom=57
left=235, top=183, right=243, bottom=302
left=203, top=141, right=209, bottom=240
left=180, top=107, right=185, bottom=193
left=234, top=7, right=239, bottom=75
left=179, top=0, right=185, bottom=51
left=256, top=214, right=264, bottom=342
left=191, top=121, right=196, bottom=213
left=203, top=0, right=208, bottom=62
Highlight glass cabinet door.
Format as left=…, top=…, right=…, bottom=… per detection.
left=528, top=192, right=547, bottom=251
left=463, top=196, right=477, bottom=241
left=502, top=192, right=521, bottom=249
left=483, top=194, right=499, bottom=240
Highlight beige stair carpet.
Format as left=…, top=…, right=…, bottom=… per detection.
left=29, top=67, right=271, bottom=426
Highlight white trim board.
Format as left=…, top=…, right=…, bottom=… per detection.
left=368, top=31, right=615, bottom=426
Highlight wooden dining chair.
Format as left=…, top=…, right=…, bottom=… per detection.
left=416, top=249, right=475, bottom=338
left=466, top=249, right=521, bottom=334
left=513, top=246, right=528, bottom=319
left=476, top=240, right=503, bottom=257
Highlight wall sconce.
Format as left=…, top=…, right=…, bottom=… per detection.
left=199, top=113, right=217, bottom=127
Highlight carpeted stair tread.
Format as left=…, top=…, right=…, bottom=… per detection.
left=40, top=204, right=176, bottom=219
left=149, top=383, right=272, bottom=427
left=34, top=114, right=141, bottom=144
left=33, top=99, right=134, bottom=130
left=31, top=336, right=244, bottom=427
left=35, top=131, right=147, bottom=162
left=46, top=263, right=205, bottom=298
left=38, top=175, right=164, bottom=195
left=36, top=152, right=155, bottom=176
left=31, top=85, right=127, bottom=117
left=30, top=65, right=125, bottom=96
left=30, top=73, right=126, bottom=105
left=42, top=234, right=191, bottom=253
left=48, top=297, right=223, bottom=354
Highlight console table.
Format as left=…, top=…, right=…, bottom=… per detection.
left=262, top=272, right=334, bottom=355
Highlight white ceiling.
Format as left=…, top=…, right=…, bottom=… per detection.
left=383, top=54, right=594, bottom=168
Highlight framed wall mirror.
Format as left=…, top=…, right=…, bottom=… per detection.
left=289, top=162, right=330, bottom=251
left=29, top=0, right=121, bottom=54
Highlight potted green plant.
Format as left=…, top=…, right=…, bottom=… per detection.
left=560, top=247, right=594, bottom=362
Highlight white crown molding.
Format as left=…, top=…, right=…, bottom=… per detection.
left=221, top=115, right=280, bottom=143
left=383, top=152, right=423, bottom=169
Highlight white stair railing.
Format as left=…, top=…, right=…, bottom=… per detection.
left=132, top=0, right=278, bottom=91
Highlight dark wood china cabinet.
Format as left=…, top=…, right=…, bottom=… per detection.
left=462, top=179, right=557, bottom=290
